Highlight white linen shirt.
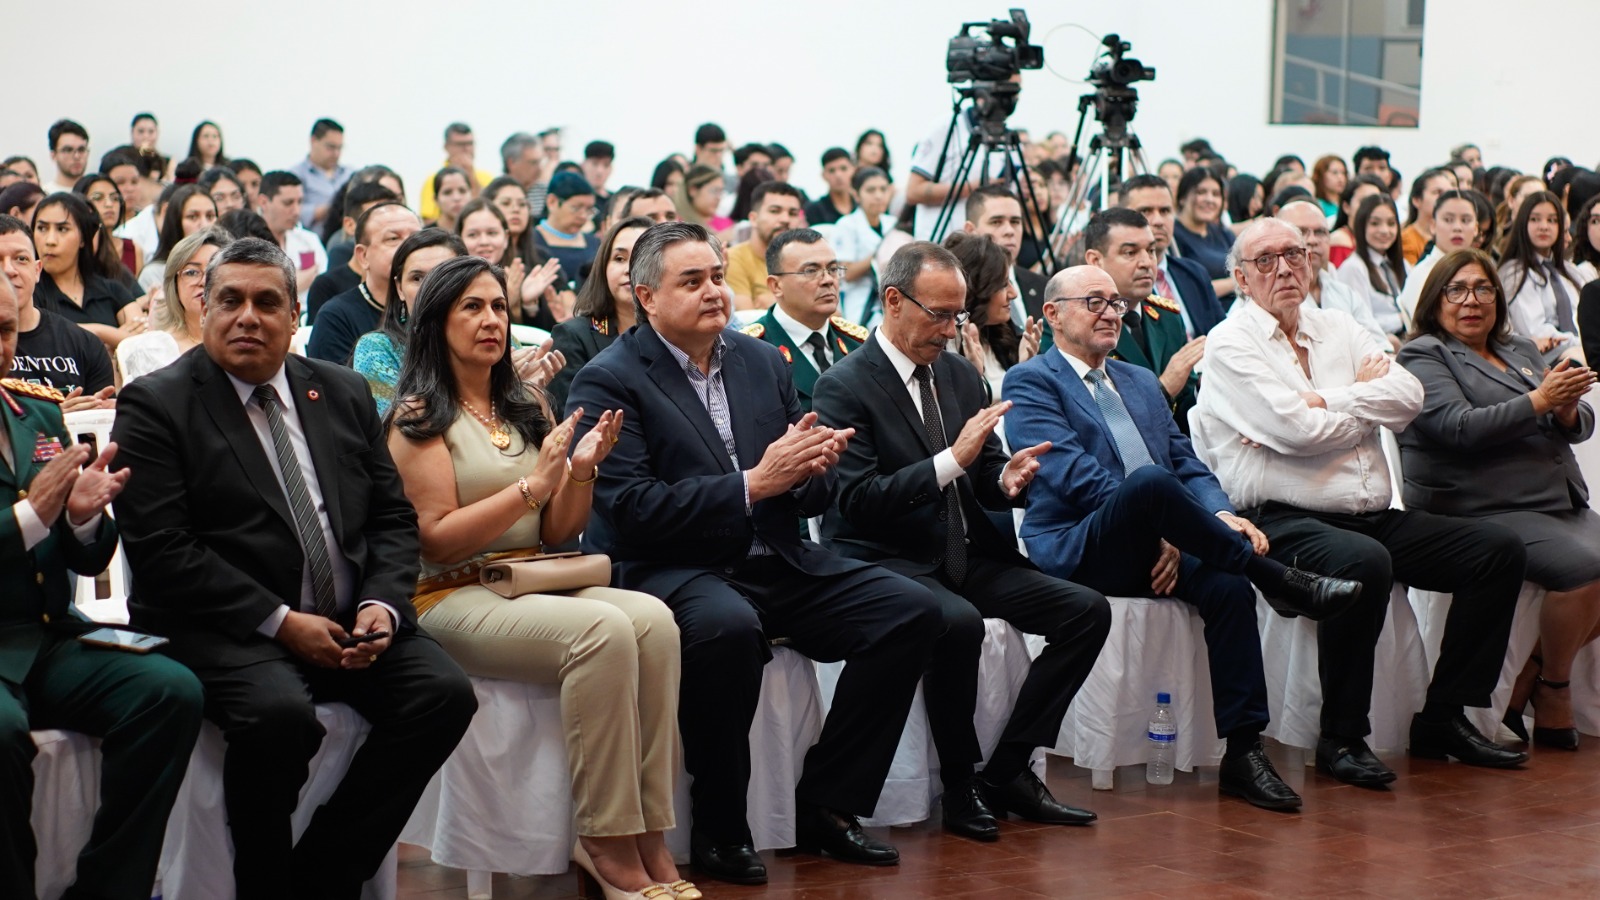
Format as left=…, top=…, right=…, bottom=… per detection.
left=1194, top=300, right=1422, bottom=514
left=1305, top=271, right=1388, bottom=346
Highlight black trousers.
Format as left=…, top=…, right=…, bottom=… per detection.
left=0, top=632, right=203, bottom=900
left=1065, top=467, right=1271, bottom=737
left=1247, top=503, right=1524, bottom=739
left=194, top=635, right=477, bottom=900
left=663, top=556, right=940, bottom=845
left=916, top=556, right=1110, bottom=785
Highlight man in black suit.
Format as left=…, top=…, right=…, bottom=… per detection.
left=962, top=184, right=1049, bottom=323
left=813, top=242, right=1111, bottom=841
left=110, top=238, right=477, bottom=900
left=1118, top=175, right=1227, bottom=337
left=566, top=222, right=940, bottom=883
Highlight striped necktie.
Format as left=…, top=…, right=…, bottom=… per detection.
left=252, top=384, right=339, bottom=620
left=1085, top=369, right=1156, bottom=475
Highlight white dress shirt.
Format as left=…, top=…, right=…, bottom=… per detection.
left=771, top=303, right=833, bottom=371
left=1305, top=270, right=1388, bottom=345
left=1332, top=250, right=1409, bottom=336
left=1396, top=246, right=1443, bottom=327
left=875, top=330, right=966, bottom=491
left=1194, top=300, right=1422, bottom=514
left=228, top=367, right=396, bottom=636
left=1501, top=257, right=1582, bottom=345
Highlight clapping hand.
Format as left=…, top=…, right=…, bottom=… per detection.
left=65, top=441, right=129, bottom=525
left=960, top=323, right=986, bottom=375
left=749, top=412, right=852, bottom=499
left=513, top=339, right=566, bottom=390
left=521, top=258, right=564, bottom=309
left=25, top=443, right=90, bottom=525
left=1000, top=441, right=1050, bottom=497
left=951, top=400, right=1011, bottom=468
left=570, top=409, right=625, bottom=481
left=1158, top=336, right=1206, bottom=398
left=61, top=385, right=116, bottom=413
left=1019, top=316, right=1043, bottom=363
left=529, top=409, right=582, bottom=500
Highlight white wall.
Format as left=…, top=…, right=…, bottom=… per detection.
left=5, top=0, right=1594, bottom=204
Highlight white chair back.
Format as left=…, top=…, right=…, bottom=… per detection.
left=61, top=408, right=129, bottom=623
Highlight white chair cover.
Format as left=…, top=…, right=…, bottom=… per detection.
left=1258, top=585, right=1430, bottom=753
left=157, top=703, right=397, bottom=900
left=1573, top=642, right=1600, bottom=736
left=1050, top=596, right=1223, bottom=776
left=31, top=730, right=101, bottom=899
left=815, top=618, right=1035, bottom=828
left=1412, top=583, right=1546, bottom=739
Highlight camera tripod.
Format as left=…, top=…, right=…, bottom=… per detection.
left=926, top=99, right=1059, bottom=275
left=1052, top=90, right=1152, bottom=247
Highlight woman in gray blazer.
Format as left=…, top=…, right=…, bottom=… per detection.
left=1397, top=249, right=1600, bottom=750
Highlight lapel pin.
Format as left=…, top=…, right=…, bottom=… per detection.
left=1521, top=367, right=1533, bottom=377
left=307, top=389, right=320, bottom=401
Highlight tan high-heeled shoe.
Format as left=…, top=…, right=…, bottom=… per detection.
left=664, top=879, right=703, bottom=900
left=572, top=839, right=672, bottom=900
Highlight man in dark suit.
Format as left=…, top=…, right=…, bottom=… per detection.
left=741, top=228, right=867, bottom=411
left=1119, top=174, right=1227, bottom=336
left=1003, top=264, right=1362, bottom=812
left=813, top=242, right=1110, bottom=841
left=1084, top=207, right=1208, bottom=432
left=0, top=279, right=203, bottom=900
left=566, top=222, right=940, bottom=883
left=110, top=238, right=476, bottom=900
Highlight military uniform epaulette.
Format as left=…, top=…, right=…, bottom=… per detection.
left=740, top=322, right=766, bottom=338
left=829, top=316, right=868, bottom=342
left=0, top=378, right=65, bottom=404
left=1144, top=295, right=1182, bottom=314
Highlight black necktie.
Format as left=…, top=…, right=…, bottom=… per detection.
left=253, top=384, right=339, bottom=620
left=805, top=332, right=831, bottom=373
left=1123, top=309, right=1148, bottom=352
left=913, top=365, right=966, bottom=585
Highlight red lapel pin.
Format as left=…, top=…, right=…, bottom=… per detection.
left=307, top=389, right=320, bottom=401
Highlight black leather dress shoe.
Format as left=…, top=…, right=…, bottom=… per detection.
left=1409, top=713, right=1528, bottom=768
left=1263, top=568, right=1362, bottom=621
left=1315, top=736, right=1397, bottom=788
left=979, top=768, right=1096, bottom=825
left=1218, top=745, right=1303, bottom=811
left=941, top=779, right=1000, bottom=841
left=794, top=804, right=899, bottom=866
left=689, top=831, right=767, bottom=885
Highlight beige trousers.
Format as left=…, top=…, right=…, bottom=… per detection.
left=419, top=584, right=680, bottom=836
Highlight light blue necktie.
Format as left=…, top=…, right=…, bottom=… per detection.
left=1085, top=369, right=1155, bottom=476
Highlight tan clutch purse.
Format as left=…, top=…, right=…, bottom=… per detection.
left=479, top=551, right=612, bottom=598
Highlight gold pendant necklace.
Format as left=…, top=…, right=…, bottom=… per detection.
left=461, top=398, right=511, bottom=449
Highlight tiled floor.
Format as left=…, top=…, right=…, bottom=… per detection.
left=397, top=740, right=1600, bottom=898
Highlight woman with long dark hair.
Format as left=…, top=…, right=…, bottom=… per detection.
left=138, top=185, right=218, bottom=293
left=1328, top=174, right=1391, bottom=268
left=387, top=255, right=690, bottom=900
left=944, top=231, right=1038, bottom=408
left=484, top=176, right=566, bottom=327
left=1333, top=194, right=1409, bottom=338
left=1401, top=168, right=1454, bottom=265
left=429, top=166, right=474, bottom=232
left=185, top=120, right=227, bottom=170
left=1501, top=190, right=1584, bottom=363
left=546, top=216, right=651, bottom=412
left=1172, top=167, right=1235, bottom=299
left=855, top=128, right=892, bottom=175
left=1311, top=154, right=1348, bottom=220
left=1225, top=175, right=1263, bottom=228
left=30, top=192, right=140, bottom=347
left=72, top=173, right=140, bottom=293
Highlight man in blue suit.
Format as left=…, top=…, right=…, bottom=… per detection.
left=567, top=222, right=940, bottom=883
left=1002, top=265, right=1361, bottom=812
left=1118, top=174, right=1228, bottom=336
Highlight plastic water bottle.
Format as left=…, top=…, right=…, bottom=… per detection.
left=1147, top=691, right=1176, bottom=785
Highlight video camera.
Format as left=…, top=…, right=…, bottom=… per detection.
left=1082, top=34, right=1155, bottom=143
left=1087, top=34, right=1155, bottom=89
left=946, top=9, right=1045, bottom=84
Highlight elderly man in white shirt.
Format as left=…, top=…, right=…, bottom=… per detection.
left=1194, top=217, right=1528, bottom=788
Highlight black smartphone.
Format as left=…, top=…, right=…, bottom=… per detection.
left=337, top=630, right=390, bottom=648
left=79, top=627, right=170, bottom=653
left=75, top=433, right=98, bottom=469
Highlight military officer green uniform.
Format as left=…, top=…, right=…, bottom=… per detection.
left=742, top=310, right=869, bottom=412
left=0, top=377, right=203, bottom=900
left=1109, top=294, right=1200, bottom=433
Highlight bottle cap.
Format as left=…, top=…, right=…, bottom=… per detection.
left=1157, top=692, right=1171, bottom=704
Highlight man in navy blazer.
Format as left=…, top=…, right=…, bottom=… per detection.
left=1120, top=174, right=1228, bottom=336
left=567, top=222, right=940, bottom=883
left=1002, top=265, right=1361, bottom=812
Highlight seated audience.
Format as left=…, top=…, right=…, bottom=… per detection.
left=1569, top=194, right=1600, bottom=286
left=814, top=242, right=1111, bottom=840
left=1225, top=175, right=1264, bottom=231
left=217, top=208, right=276, bottom=244
left=254, top=171, right=327, bottom=303
left=616, top=187, right=677, bottom=224
left=547, top=217, right=651, bottom=413
left=3, top=155, right=40, bottom=184
left=725, top=182, right=802, bottom=311
left=1003, top=264, right=1361, bottom=811
left=1082, top=208, right=1205, bottom=432
left=110, top=237, right=477, bottom=899
left=75, top=170, right=142, bottom=282
left=1195, top=218, right=1528, bottom=783
left=581, top=140, right=615, bottom=222
left=728, top=165, right=775, bottom=235
left=1397, top=248, right=1600, bottom=751
left=1277, top=199, right=1390, bottom=347
left=804, top=148, right=857, bottom=226
left=186, top=120, right=228, bottom=170
left=831, top=166, right=894, bottom=326
left=47, top=119, right=90, bottom=193
left=289, top=118, right=350, bottom=228
left=1, top=181, right=44, bottom=228
left=119, top=227, right=231, bottom=384
left=649, top=158, right=685, bottom=199
left=351, top=228, right=467, bottom=416
left=944, top=231, right=1039, bottom=404
left=0, top=274, right=203, bottom=900
left=533, top=172, right=602, bottom=293
left=1327, top=175, right=1388, bottom=268
left=1500, top=190, right=1584, bottom=364
left=31, top=192, right=141, bottom=349
left=485, top=176, right=567, bottom=327
left=138, top=184, right=219, bottom=293
left=418, top=123, right=494, bottom=222
left=1401, top=168, right=1454, bottom=265
left=199, top=166, right=249, bottom=216
left=307, top=201, right=421, bottom=365
left=1396, top=189, right=1483, bottom=323
left=386, top=254, right=692, bottom=899
left=0, top=215, right=114, bottom=408
left=566, top=222, right=941, bottom=883
left=674, top=164, right=732, bottom=242
left=428, top=166, right=474, bottom=233
left=962, top=185, right=1049, bottom=327
left=742, top=228, right=865, bottom=411
left=227, top=158, right=264, bottom=206
left=1332, top=194, right=1409, bottom=338
left=306, top=180, right=400, bottom=323
left=1312, top=154, right=1348, bottom=220
left=1119, top=174, right=1227, bottom=337
left=1172, top=167, right=1236, bottom=300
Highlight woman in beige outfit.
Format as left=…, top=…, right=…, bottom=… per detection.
left=387, top=255, right=693, bottom=900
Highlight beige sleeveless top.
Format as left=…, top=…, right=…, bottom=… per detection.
left=418, top=411, right=542, bottom=579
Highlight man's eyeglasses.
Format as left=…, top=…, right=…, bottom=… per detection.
left=899, top=290, right=970, bottom=327
left=1241, top=247, right=1308, bottom=273
left=772, top=263, right=846, bottom=281
left=56, top=146, right=88, bottom=156
left=1056, top=295, right=1132, bottom=315
left=1442, top=283, right=1497, bottom=304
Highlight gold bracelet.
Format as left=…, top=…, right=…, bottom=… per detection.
left=517, top=476, right=544, bottom=511
left=568, top=466, right=598, bottom=486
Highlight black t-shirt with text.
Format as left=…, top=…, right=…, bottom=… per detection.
left=12, top=307, right=116, bottom=396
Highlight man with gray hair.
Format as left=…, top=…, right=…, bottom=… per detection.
left=567, top=222, right=941, bottom=883
left=110, top=237, right=477, bottom=898
left=1195, top=217, right=1527, bottom=788
left=500, top=131, right=545, bottom=215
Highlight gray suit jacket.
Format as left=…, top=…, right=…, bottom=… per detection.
left=1395, top=332, right=1594, bottom=516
